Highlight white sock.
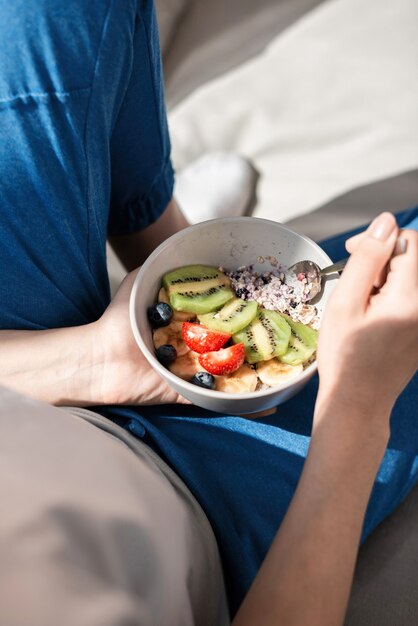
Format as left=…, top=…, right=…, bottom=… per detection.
left=175, top=152, right=259, bottom=224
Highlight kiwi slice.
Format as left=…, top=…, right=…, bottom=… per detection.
left=278, top=314, right=318, bottom=366
left=162, top=265, right=234, bottom=314
left=232, top=309, right=291, bottom=364
left=198, top=298, right=258, bottom=334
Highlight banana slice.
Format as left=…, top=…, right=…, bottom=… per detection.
left=169, top=350, right=201, bottom=381
left=153, top=321, right=189, bottom=356
left=158, top=288, right=196, bottom=322
left=256, top=360, right=303, bottom=387
left=215, top=364, right=258, bottom=393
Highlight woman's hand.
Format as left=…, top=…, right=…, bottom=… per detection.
left=316, top=212, right=418, bottom=422
left=95, top=270, right=189, bottom=406
left=234, top=215, right=417, bottom=626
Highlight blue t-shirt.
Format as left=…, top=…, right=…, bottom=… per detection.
left=0, top=0, right=173, bottom=330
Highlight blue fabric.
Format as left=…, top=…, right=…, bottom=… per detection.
left=1, top=0, right=417, bottom=618
left=318, top=205, right=418, bottom=261
left=0, top=0, right=173, bottom=331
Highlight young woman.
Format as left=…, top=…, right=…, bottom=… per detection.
left=1, top=1, right=417, bottom=624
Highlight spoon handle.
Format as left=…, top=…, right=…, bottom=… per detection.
left=320, top=257, right=348, bottom=276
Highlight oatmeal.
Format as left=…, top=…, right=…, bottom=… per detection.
left=224, top=265, right=320, bottom=329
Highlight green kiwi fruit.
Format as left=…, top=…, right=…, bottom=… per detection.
left=232, top=309, right=291, bottom=364
left=198, top=298, right=258, bottom=334
left=162, top=265, right=234, bottom=314
left=278, top=314, right=318, bottom=365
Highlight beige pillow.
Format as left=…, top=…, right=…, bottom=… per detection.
left=155, top=0, right=188, bottom=54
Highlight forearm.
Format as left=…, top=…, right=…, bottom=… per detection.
left=108, top=197, right=189, bottom=271
left=234, top=218, right=417, bottom=625
left=233, top=400, right=389, bottom=626
left=0, top=324, right=103, bottom=406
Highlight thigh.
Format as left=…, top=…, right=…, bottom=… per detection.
left=0, top=387, right=228, bottom=626
left=112, top=370, right=418, bottom=617
left=101, top=383, right=318, bottom=616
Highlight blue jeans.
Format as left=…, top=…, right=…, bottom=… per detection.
left=1, top=0, right=417, bottom=618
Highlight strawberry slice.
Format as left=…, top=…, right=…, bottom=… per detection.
left=182, top=322, right=231, bottom=354
left=198, top=343, right=245, bottom=376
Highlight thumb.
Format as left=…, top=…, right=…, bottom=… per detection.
left=336, top=213, right=398, bottom=312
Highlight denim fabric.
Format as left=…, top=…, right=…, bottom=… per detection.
left=318, top=205, right=418, bottom=261
left=0, top=0, right=173, bottom=330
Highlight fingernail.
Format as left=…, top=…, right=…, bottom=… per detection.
left=393, top=236, right=408, bottom=256
left=368, top=213, right=396, bottom=241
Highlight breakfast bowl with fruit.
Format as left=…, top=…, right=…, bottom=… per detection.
left=130, top=217, right=337, bottom=415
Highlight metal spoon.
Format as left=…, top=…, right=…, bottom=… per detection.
left=287, top=258, right=348, bottom=302
left=288, top=236, right=407, bottom=302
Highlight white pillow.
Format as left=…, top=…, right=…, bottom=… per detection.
left=155, top=0, right=188, bottom=54
left=169, top=0, right=418, bottom=224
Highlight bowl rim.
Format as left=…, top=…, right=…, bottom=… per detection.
left=129, top=217, right=333, bottom=402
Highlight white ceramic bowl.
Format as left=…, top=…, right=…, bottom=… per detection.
left=130, top=217, right=336, bottom=414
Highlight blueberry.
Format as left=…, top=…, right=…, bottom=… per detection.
left=147, top=302, right=173, bottom=327
left=156, top=344, right=177, bottom=366
left=191, top=372, right=216, bottom=390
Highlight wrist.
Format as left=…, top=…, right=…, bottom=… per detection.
left=314, top=383, right=391, bottom=449
left=89, top=314, right=137, bottom=406
left=316, top=382, right=392, bottom=437
left=55, top=320, right=106, bottom=406
left=0, top=322, right=105, bottom=407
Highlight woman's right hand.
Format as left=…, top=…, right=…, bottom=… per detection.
left=316, top=212, right=418, bottom=424
left=235, top=214, right=418, bottom=626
